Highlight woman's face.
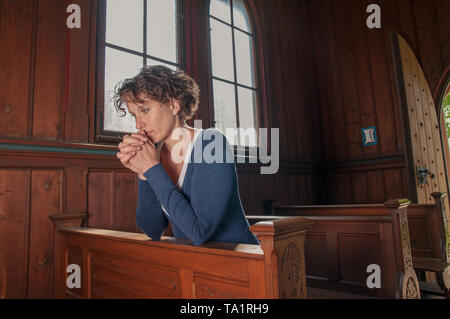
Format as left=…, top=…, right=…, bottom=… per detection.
left=126, top=94, right=180, bottom=144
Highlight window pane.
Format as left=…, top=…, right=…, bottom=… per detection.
left=232, top=0, right=251, bottom=33
left=237, top=87, right=257, bottom=146
left=147, top=58, right=177, bottom=71
left=234, top=30, right=255, bottom=88
left=210, top=19, right=234, bottom=82
left=210, top=0, right=231, bottom=23
left=106, top=0, right=143, bottom=52
left=147, top=0, right=177, bottom=63
left=213, top=80, right=237, bottom=141
left=104, top=47, right=142, bottom=133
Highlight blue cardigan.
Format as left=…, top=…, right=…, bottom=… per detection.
left=136, top=128, right=259, bottom=246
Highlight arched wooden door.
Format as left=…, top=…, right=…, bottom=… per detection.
left=392, top=33, right=450, bottom=221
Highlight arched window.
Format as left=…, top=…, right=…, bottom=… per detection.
left=101, top=0, right=180, bottom=137
left=209, top=0, right=260, bottom=147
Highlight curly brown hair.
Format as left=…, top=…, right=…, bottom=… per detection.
left=113, top=65, right=200, bottom=122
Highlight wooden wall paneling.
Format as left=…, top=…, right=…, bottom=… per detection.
left=87, top=0, right=98, bottom=143
left=335, top=173, right=353, bottom=204
left=296, top=174, right=307, bottom=205
left=0, top=151, right=122, bottom=170
left=411, top=0, right=444, bottom=94
left=0, top=169, right=30, bottom=298
left=32, top=0, right=66, bottom=139
left=87, top=171, right=114, bottom=229
left=366, top=170, right=386, bottom=203
left=274, top=173, right=298, bottom=204
left=28, top=169, right=60, bottom=298
left=273, top=1, right=297, bottom=159
left=0, top=0, right=35, bottom=138
left=351, top=1, right=380, bottom=157
left=258, top=1, right=284, bottom=157
left=367, top=0, right=398, bottom=155
left=396, top=0, right=419, bottom=58
left=253, top=0, right=276, bottom=137
left=114, top=172, right=138, bottom=232
left=434, top=0, right=450, bottom=69
left=65, top=0, right=92, bottom=142
left=351, top=172, right=369, bottom=204
left=382, top=0, right=405, bottom=154
left=298, top=3, right=322, bottom=159
left=237, top=173, right=252, bottom=213
left=331, top=0, right=362, bottom=159
left=284, top=0, right=306, bottom=159
left=325, top=172, right=337, bottom=204
left=384, top=168, right=404, bottom=200
left=64, top=167, right=88, bottom=214
left=309, top=2, right=333, bottom=161
left=319, top=0, right=348, bottom=160
left=238, top=171, right=273, bottom=215
left=295, top=0, right=313, bottom=159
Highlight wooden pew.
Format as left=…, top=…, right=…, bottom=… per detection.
left=50, top=214, right=312, bottom=299
left=268, top=194, right=450, bottom=298
left=408, top=192, right=450, bottom=298
left=248, top=199, right=421, bottom=299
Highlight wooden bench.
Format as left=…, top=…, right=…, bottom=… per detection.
left=267, top=193, right=450, bottom=298
left=408, top=192, right=450, bottom=298
left=50, top=214, right=312, bottom=299
left=248, top=199, right=421, bottom=299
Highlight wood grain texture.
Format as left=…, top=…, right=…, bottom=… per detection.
left=0, top=169, right=30, bottom=298
left=28, top=170, right=60, bottom=298
left=52, top=218, right=312, bottom=299
left=255, top=200, right=421, bottom=298
left=0, top=0, right=35, bottom=138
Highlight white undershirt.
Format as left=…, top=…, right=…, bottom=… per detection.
left=160, top=129, right=203, bottom=217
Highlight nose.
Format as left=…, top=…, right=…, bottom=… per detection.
left=135, top=116, right=145, bottom=130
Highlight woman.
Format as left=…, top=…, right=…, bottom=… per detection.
left=115, top=65, right=259, bottom=246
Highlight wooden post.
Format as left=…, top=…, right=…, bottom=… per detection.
left=49, top=212, right=87, bottom=298
left=431, top=192, right=450, bottom=298
left=250, top=217, right=313, bottom=299
left=384, top=199, right=421, bottom=299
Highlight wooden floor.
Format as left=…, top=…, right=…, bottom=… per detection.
left=307, top=282, right=446, bottom=299
left=307, top=287, right=374, bottom=299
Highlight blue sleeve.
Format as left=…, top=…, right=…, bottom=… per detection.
left=135, top=178, right=168, bottom=241
left=143, top=137, right=235, bottom=246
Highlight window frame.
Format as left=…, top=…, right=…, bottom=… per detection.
left=207, top=0, right=268, bottom=155
left=93, top=0, right=270, bottom=156
left=95, top=0, right=185, bottom=144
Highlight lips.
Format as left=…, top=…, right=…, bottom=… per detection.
left=145, top=130, right=156, bottom=144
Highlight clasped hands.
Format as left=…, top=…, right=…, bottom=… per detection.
left=116, top=130, right=161, bottom=180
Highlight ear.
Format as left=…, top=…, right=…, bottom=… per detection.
left=170, top=99, right=181, bottom=115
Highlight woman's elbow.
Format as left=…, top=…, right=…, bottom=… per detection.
left=136, top=214, right=163, bottom=241
left=190, top=233, right=210, bottom=246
